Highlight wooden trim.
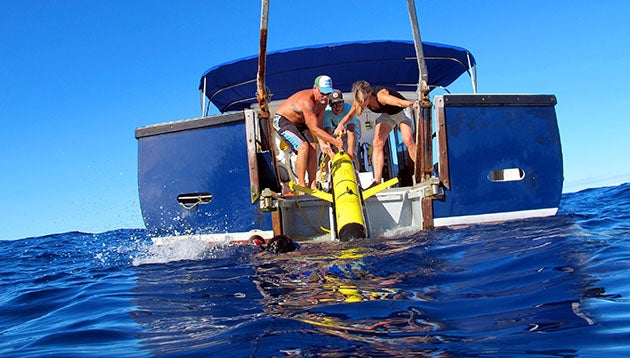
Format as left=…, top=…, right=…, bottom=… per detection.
left=435, top=96, right=450, bottom=190
left=422, top=196, right=434, bottom=229
left=244, top=110, right=260, bottom=203
left=272, top=210, right=283, bottom=236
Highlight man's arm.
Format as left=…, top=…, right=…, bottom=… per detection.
left=304, top=109, right=343, bottom=149
left=320, top=126, right=333, bottom=155
left=334, top=105, right=358, bottom=135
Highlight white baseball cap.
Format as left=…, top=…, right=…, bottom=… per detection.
left=314, top=75, right=334, bottom=94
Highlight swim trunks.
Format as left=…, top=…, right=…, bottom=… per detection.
left=273, top=114, right=313, bottom=153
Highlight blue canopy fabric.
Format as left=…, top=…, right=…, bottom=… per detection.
left=200, top=40, right=475, bottom=113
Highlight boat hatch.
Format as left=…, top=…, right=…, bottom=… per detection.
left=177, top=192, right=213, bottom=210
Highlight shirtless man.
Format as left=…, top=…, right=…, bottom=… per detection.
left=273, top=75, right=344, bottom=188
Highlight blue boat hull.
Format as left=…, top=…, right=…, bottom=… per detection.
left=136, top=114, right=272, bottom=236
left=135, top=94, right=563, bottom=237
left=433, top=94, right=563, bottom=225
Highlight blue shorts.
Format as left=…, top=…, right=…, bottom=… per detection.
left=273, top=114, right=313, bottom=153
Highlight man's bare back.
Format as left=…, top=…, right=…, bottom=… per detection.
left=275, top=88, right=340, bottom=148
left=275, top=89, right=327, bottom=124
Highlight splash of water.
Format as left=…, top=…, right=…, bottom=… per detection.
left=131, top=234, right=238, bottom=266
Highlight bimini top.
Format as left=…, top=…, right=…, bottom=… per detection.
left=200, top=40, right=475, bottom=113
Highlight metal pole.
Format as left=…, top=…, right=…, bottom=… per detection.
left=406, top=0, right=432, bottom=182
left=467, top=52, right=478, bottom=94
left=255, top=0, right=281, bottom=194
left=407, top=0, right=434, bottom=229
left=256, top=0, right=270, bottom=119
left=201, top=77, right=206, bottom=117
left=406, top=0, right=428, bottom=95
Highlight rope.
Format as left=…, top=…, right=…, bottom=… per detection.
left=293, top=193, right=327, bottom=235
left=179, top=199, right=203, bottom=210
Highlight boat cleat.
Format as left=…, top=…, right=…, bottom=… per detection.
left=408, top=176, right=445, bottom=200
left=259, top=188, right=279, bottom=212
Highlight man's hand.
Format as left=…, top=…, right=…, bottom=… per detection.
left=333, top=136, right=344, bottom=150
left=333, top=125, right=345, bottom=136
left=320, top=141, right=333, bottom=156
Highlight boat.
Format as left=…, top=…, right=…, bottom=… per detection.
left=135, top=2, right=563, bottom=245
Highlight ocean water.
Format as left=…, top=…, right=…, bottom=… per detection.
left=1, top=183, right=629, bottom=357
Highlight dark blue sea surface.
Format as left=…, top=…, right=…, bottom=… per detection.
left=1, top=183, right=629, bottom=357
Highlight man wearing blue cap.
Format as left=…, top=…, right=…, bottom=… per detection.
left=273, top=75, right=344, bottom=189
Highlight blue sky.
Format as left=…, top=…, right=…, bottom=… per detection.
left=1, top=1, right=628, bottom=240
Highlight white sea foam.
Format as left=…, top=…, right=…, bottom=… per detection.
left=132, top=235, right=220, bottom=266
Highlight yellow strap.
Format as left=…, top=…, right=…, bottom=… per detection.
left=288, top=181, right=333, bottom=203
left=362, top=177, right=399, bottom=200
